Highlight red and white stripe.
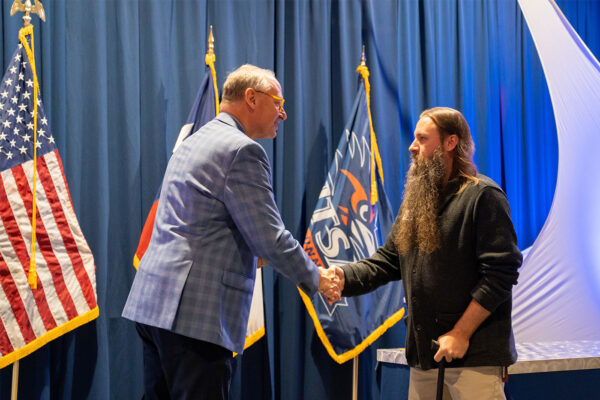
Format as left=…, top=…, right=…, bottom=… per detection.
left=0, top=150, right=97, bottom=356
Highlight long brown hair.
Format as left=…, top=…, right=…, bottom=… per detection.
left=419, top=107, right=478, bottom=190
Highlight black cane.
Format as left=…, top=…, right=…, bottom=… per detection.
left=431, top=340, right=445, bottom=400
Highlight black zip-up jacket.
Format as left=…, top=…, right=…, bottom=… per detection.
left=341, top=174, right=522, bottom=370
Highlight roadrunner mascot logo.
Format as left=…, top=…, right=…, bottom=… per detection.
left=304, top=129, right=380, bottom=315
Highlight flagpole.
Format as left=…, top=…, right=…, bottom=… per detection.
left=8, top=2, right=47, bottom=399
left=350, top=49, right=367, bottom=400
left=352, top=357, right=359, bottom=400
left=11, top=361, right=19, bottom=400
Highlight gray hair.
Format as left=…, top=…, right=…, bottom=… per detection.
left=221, top=64, right=277, bottom=102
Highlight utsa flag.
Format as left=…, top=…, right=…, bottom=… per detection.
left=300, top=63, right=405, bottom=363
left=0, top=26, right=98, bottom=368
left=132, top=33, right=265, bottom=350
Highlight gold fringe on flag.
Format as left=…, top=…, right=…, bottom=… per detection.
left=18, top=25, right=40, bottom=289
left=356, top=46, right=385, bottom=206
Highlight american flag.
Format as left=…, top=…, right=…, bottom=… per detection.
left=0, top=32, right=98, bottom=369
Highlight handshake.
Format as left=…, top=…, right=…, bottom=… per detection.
left=318, top=266, right=345, bottom=304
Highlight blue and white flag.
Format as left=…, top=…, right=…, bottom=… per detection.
left=301, top=71, right=405, bottom=363
left=171, top=68, right=219, bottom=152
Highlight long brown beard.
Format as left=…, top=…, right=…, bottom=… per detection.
left=394, top=148, right=447, bottom=255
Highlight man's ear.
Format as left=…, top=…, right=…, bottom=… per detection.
left=445, top=134, right=458, bottom=152
left=245, top=88, right=257, bottom=110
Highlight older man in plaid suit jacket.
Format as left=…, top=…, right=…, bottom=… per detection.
left=123, top=65, right=340, bottom=400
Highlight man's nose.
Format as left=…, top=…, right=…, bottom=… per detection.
left=279, top=108, right=287, bottom=121
left=409, top=140, right=418, bottom=153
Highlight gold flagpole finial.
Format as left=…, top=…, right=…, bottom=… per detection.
left=360, top=45, right=366, bottom=67
left=205, top=25, right=219, bottom=115
left=10, top=0, right=46, bottom=27
left=205, top=25, right=216, bottom=65
left=208, top=25, right=215, bottom=57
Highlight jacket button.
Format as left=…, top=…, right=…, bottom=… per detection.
left=411, top=296, right=417, bottom=305
left=416, top=324, right=422, bottom=331
left=412, top=268, right=416, bottom=273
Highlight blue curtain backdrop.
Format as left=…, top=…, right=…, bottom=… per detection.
left=0, top=0, right=597, bottom=399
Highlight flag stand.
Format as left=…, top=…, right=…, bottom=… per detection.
left=352, top=357, right=359, bottom=400
left=8, top=1, right=47, bottom=399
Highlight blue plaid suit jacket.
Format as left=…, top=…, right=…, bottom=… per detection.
left=123, top=113, right=319, bottom=354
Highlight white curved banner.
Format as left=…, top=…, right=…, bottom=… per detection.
left=513, top=0, right=600, bottom=342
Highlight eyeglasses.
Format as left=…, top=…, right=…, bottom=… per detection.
left=256, top=90, right=285, bottom=113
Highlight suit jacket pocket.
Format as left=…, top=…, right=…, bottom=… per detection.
left=222, top=270, right=254, bottom=293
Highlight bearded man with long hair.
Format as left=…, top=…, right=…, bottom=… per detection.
left=329, top=107, right=522, bottom=400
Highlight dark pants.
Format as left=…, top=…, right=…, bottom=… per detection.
left=136, top=323, right=233, bottom=400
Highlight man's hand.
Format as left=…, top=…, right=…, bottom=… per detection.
left=433, top=299, right=491, bottom=363
left=319, top=266, right=345, bottom=304
left=333, top=266, right=346, bottom=292
left=318, top=267, right=341, bottom=303
left=433, top=329, right=470, bottom=363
